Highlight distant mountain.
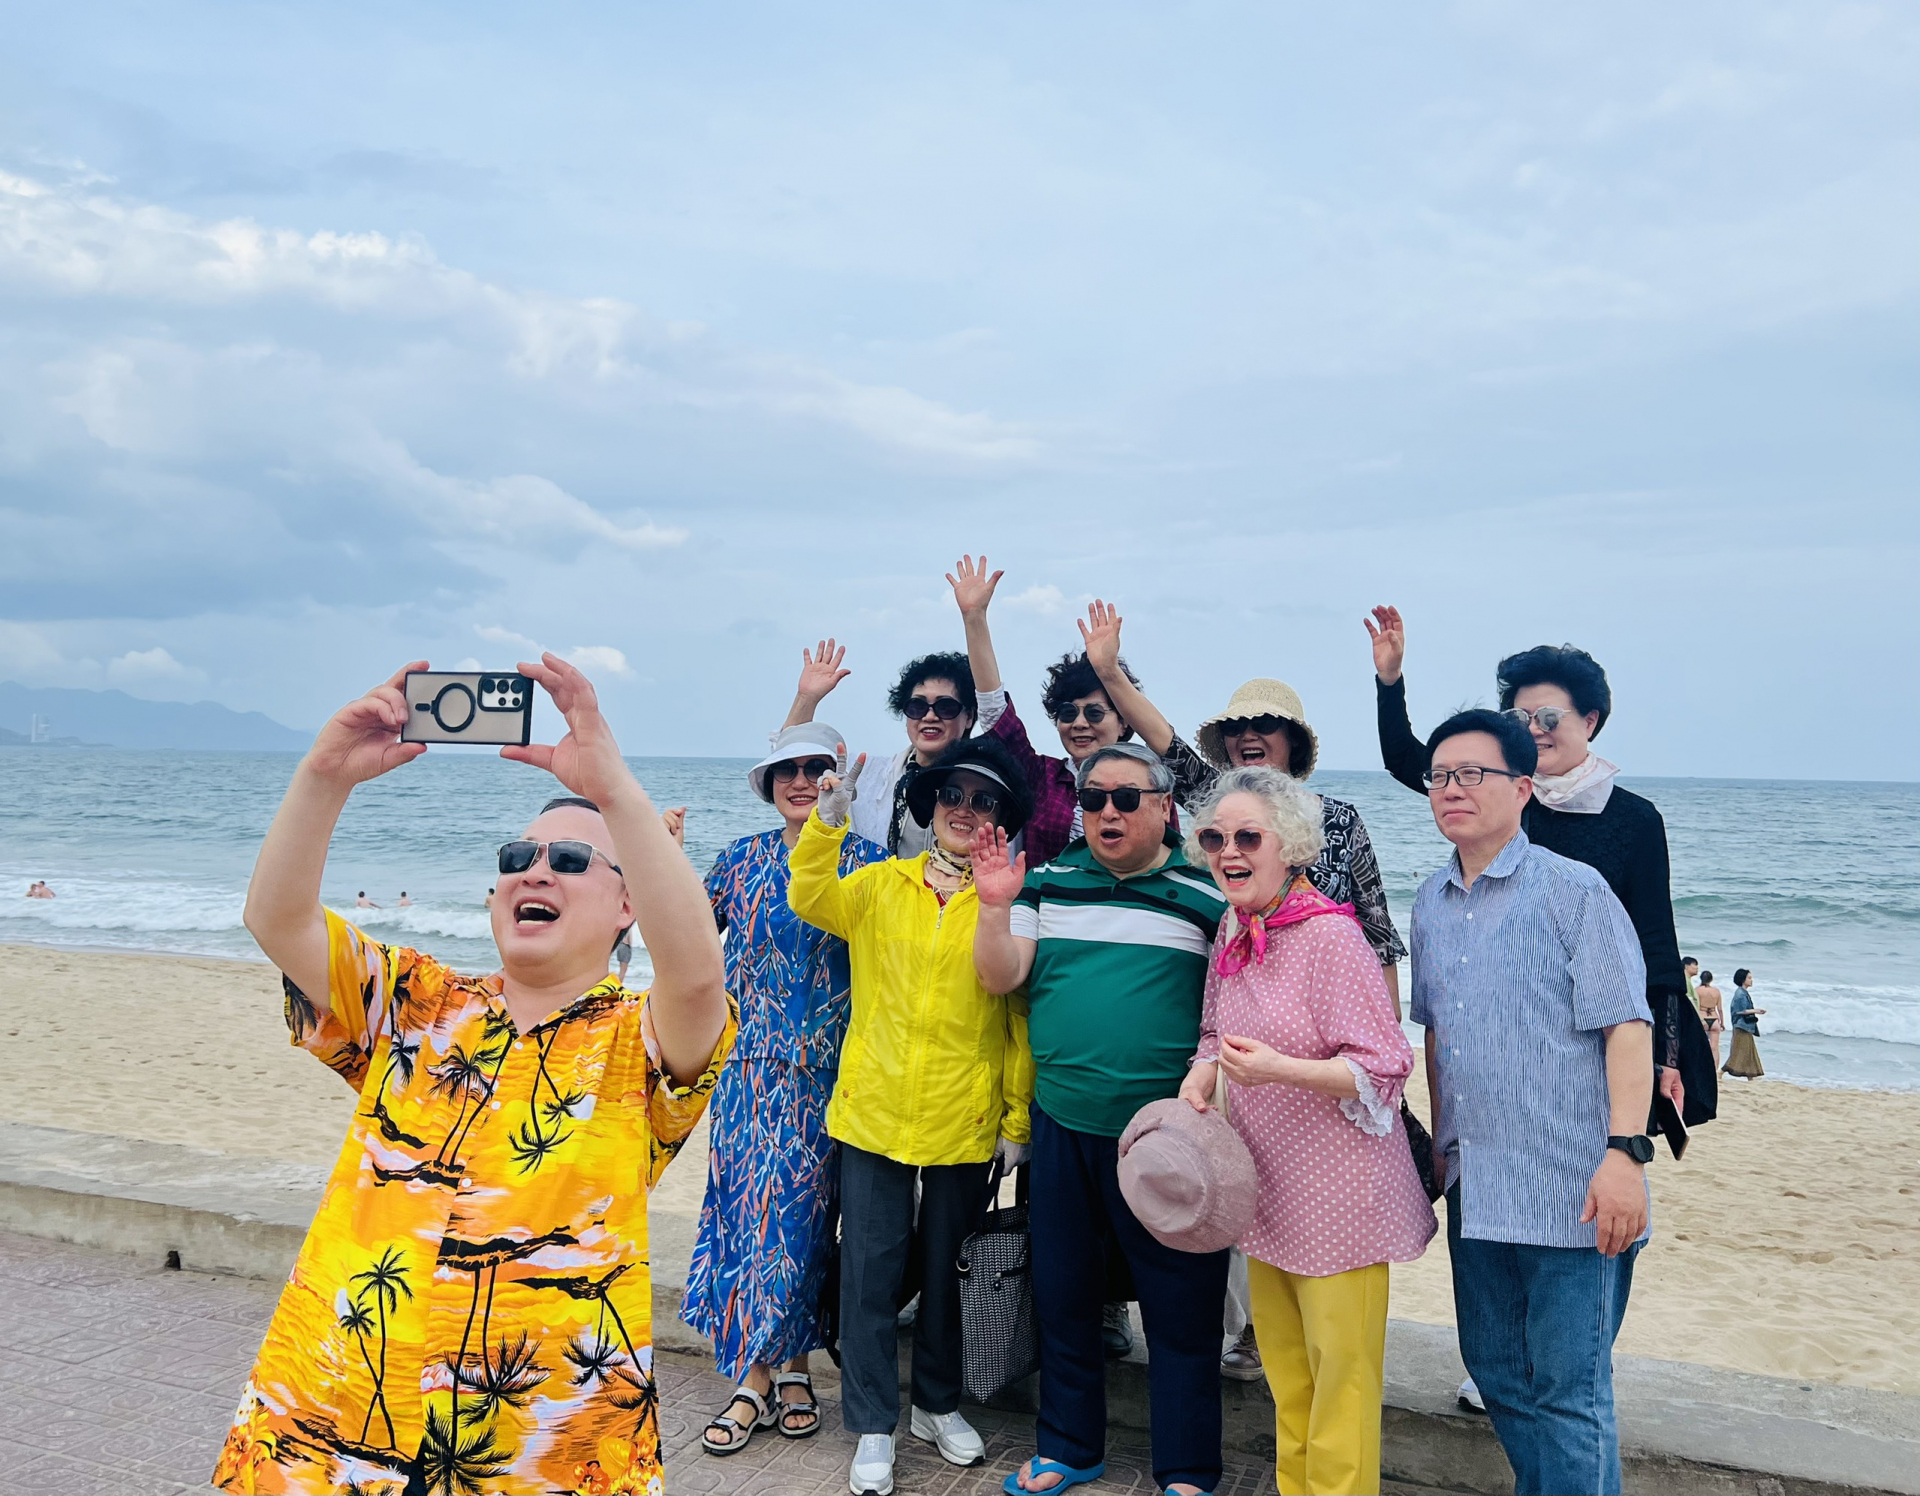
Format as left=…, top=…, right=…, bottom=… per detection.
left=0, top=682, right=311, bottom=752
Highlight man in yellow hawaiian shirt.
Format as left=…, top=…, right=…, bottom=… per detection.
left=214, top=654, right=734, bottom=1496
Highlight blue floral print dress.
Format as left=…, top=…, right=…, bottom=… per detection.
left=681, top=826, right=887, bottom=1378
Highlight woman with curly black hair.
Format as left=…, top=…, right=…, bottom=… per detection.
left=1364, top=606, right=1717, bottom=1144
left=778, top=614, right=1006, bottom=856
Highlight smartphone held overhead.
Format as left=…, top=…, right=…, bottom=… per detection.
left=401, top=670, right=535, bottom=746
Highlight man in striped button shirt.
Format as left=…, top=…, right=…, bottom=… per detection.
left=1411, top=708, right=1655, bottom=1496
left=974, top=741, right=1231, bottom=1496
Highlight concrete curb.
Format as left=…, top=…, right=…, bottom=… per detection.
left=2, top=1123, right=1911, bottom=1495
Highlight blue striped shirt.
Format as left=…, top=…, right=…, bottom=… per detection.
left=1411, top=830, right=1651, bottom=1249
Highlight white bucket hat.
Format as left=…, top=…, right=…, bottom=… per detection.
left=747, top=723, right=845, bottom=802
left=1194, top=679, right=1319, bottom=778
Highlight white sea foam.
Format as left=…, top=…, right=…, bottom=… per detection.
left=1743, top=979, right=1920, bottom=1048
left=340, top=903, right=496, bottom=943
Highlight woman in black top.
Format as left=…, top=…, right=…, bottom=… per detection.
left=1364, top=605, right=1717, bottom=1139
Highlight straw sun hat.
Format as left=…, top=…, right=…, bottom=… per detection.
left=1194, top=678, right=1320, bottom=778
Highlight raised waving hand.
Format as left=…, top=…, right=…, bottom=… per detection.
left=1364, top=605, right=1406, bottom=685
left=970, top=825, right=1028, bottom=909
left=1078, top=599, right=1123, bottom=676
left=946, top=554, right=1004, bottom=618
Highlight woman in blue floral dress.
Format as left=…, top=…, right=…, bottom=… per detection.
left=684, top=718, right=889, bottom=1456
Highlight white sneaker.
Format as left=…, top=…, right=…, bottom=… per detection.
left=909, top=1406, right=986, bottom=1466
left=850, top=1433, right=896, bottom=1494
left=1458, top=1375, right=1486, bottom=1413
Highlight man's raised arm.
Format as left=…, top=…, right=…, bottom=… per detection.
left=506, top=654, right=728, bottom=1086
left=244, top=662, right=429, bottom=1009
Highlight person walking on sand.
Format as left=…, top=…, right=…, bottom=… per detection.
left=788, top=734, right=1036, bottom=1496
left=681, top=722, right=889, bottom=1458
left=1412, top=708, right=1654, bottom=1496
left=1695, top=970, right=1726, bottom=1067
left=211, top=655, right=734, bottom=1496
left=1723, top=969, right=1766, bottom=1079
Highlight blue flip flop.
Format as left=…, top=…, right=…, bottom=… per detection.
left=1002, top=1457, right=1105, bottom=1495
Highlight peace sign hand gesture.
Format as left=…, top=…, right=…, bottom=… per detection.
left=815, top=742, right=866, bottom=828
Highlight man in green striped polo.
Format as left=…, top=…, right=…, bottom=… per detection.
left=973, top=741, right=1229, bottom=1496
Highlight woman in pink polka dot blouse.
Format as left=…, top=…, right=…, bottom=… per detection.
left=1178, top=765, right=1436, bottom=1496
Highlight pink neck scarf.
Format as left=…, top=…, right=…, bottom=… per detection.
left=1214, top=875, right=1355, bottom=976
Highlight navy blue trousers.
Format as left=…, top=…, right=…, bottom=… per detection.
left=1029, top=1106, right=1228, bottom=1492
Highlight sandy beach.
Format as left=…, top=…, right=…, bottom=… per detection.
left=2, top=941, right=1916, bottom=1395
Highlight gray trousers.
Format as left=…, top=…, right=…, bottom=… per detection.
left=837, top=1142, right=992, bottom=1434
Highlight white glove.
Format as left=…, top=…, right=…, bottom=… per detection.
left=994, top=1136, right=1030, bottom=1169
left=816, top=744, right=864, bottom=828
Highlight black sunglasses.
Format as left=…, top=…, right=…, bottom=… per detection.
left=936, top=783, right=1003, bottom=815
left=1221, top=715, right=1288, bottom=737
left=1196, top=827, right=1264, bottom=855
left=497, top=839, right=623, bottom=877
left=1052, top=701, right=1111, bottom=726
left=904, top=695, right=967, bottom=721
left=772, top=756, right=836, bottom=785
left=1077, top=785, right=1154, bottom=814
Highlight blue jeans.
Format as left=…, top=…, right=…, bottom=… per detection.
left=1029, top=1106, right=1228, bottom=1493
left=1445, top=1186, right=1639, bottom=1496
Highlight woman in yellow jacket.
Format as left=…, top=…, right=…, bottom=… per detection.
left=790, top=732, right=1036, bottom=1496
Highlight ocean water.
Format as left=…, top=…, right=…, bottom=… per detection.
left=1, top=750, right=1915, bottom=1093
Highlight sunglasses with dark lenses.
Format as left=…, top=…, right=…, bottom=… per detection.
left=772, top=756, right=837, bottom=784
left=1052, top=701, right=1111, bottom=726
left=1077, top=785, right=1151, bottom=814
left=1196, top=827, right=1265, bottom=855
left=1221, top=715, right=1286, bottom=737
left=903, top=695, right=966, bottom=721
left=936, top=784, right=1003, bottom=815
left=497, top=839, right=624, bottom=877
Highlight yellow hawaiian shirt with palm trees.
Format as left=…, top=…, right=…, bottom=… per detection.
left=214, top=910, right=734, bottom=1496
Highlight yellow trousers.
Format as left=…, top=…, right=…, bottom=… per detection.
left=1246, top=1256, right=1390, bottom=1496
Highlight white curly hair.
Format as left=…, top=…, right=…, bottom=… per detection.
left=1183, top=765, right=1325, bottom=870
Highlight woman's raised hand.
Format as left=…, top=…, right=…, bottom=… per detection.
left=1363, top=605, right=1406, bottom=685
left=815, top=743, right=865, bottom=828
left=795, top=639, right=850, bottom=706
left=946, top=554, right=1003, bottom=618
left=1079, top=600, right=1123, bottom=675
left=970, top=825, right=1027, bottom=908
left=303, top=661, right=430, bottom=788
left=501, top=653, right=637, bottom=807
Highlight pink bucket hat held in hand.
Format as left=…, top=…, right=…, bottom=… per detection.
left=1116, top=1097, right=1257, bottom=1255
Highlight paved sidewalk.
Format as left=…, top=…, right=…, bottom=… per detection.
left=0, top=1230, right=1450, bottom=1496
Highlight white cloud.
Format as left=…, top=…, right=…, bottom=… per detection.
left=0, top=623, right=69, bottom=678
left=474, top=624, right=542, bottom=653
left=106, top=646, right=203, bottom=687
left=565, top=645, right=635, bottom=679
left=1002, top=584, right=1069, bottom=616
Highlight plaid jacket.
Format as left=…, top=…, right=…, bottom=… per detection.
left=992, top=697, right=1178, bottom=866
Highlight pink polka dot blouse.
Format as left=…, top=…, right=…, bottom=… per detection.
left=1195, top=904, right=1437, bottom=1277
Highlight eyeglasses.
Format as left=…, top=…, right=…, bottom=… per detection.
left=1503, top=706, right=1578, bottom=733
left=1077, top=785, right=1156, bottom=814
left=904, top=695, right=966, bottom=721
left=1197, top=827, right=1264, bottom=855
left=1221, top=715, right=1288, bottom=737
left=936, top=783, right=1003, bottom=816
left=497, top=840, right=624, bottom=877
left=771, top=757, right=836, bottom=785
left=1053, top=701, right=1111, bottom=726
left=1421, top=766, right=1524, bottom=790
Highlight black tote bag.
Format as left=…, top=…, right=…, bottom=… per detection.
left=956, top=1160, right=1037, bottom=1402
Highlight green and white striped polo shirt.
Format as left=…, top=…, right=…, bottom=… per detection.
left=1009, top=833, right=1228, bottom=1137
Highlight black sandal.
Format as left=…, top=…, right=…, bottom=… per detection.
left=772, top=1371, right=821, bottom=1439
left=701, top=1386, right=775, bottom=1456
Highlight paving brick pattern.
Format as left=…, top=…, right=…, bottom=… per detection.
left=0, top=1231, right=1441, bottom=1495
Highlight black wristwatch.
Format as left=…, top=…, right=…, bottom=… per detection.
left=1606, top=1134, right=1655, bottom=1165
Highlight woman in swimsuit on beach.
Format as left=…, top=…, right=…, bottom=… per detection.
left=1695, top=971, right=1726, bottom=1067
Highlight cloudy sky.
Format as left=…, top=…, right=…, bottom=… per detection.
left=3, top=3, right=1914, bottom=779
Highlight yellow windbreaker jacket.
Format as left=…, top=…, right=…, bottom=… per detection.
left=788, top=811, right=1033, bottom=1165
